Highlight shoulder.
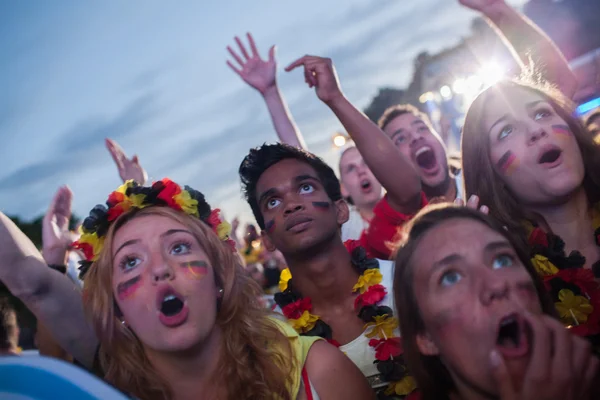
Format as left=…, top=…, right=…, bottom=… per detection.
left=304, top=341, right=375, bottom=400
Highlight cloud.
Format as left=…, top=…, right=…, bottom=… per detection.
left=62, top=91, right=159, bottom=152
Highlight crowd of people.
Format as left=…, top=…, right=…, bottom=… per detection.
left=1, top=0, right=600, bottom=399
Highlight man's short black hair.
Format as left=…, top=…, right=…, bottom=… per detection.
left=239, top=143, right=342, bottom=229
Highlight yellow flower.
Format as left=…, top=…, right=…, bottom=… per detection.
left=353, top=268, right=382, bottom=294
left=364, top=315, right=398, bottom=339
left=129, top=193, right=146, bottom=209
left=555, top=289, right=594, bottom=325
left=174, top=190, right=199, bottom=217
left=290, top=310, right=319, bottom=333
left=78, top=232, right=105, bottom=261
left=216, top=220, right=231, bottom=241
left=384, top=376, right=417, bottom=396
left=531, top=254, right=559, bottom=276
left=279, top=268, right=292, bottom=292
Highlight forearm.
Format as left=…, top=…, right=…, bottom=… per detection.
left=262, top=85, right=307, bottom=149
left=484, top=3, right=577, bottom=97
left=6, top=257, right=97, bottom=368
left=326, top=95, right=421, bottom=212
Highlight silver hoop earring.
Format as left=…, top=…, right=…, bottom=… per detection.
left=217, top=288, right=224, bottom=298
left=121, top=319, right=127, bottom=326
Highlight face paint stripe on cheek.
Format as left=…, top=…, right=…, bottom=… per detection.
left=551, top=124, right=572, bottom=137
left=312, top=201, right=330, bottom=210
left=265, top=219, right=275, bottom=234
left=180, top=261, right=208, bottom=280
left=117, top=275, right=143, bottom=301
left=496, top=150, right=519, bottom=175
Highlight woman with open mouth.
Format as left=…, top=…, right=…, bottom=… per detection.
left=393, top=204, right=599, bottom=400
left=461, top=79, right=600, bottom=344
left=0, top=179, right=373, bottom=400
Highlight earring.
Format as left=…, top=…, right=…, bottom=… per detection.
left=121, top=319, right=127, bottom=326
left=217, top=288, right=224, bottom=298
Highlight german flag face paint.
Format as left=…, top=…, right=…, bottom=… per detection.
left=117, top=275, right=143, bottom=301
left=552, top=124, right=572, bottom=138
left=496, top=150, right=519, bottom=176
left=265, top=219, right=275, bottom=234
left=312, top=201, right=330, bottom=210
left=180, top=261, right=208, bottom=280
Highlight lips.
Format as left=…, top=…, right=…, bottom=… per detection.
left=284, top=215, right=313, bottom=232
left=156, top=285, right=189, bottom=328
left=360, top=178, right=372, bottom=193
left=495, top=313, right=531, bottom=359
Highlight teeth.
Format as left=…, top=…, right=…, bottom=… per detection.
left=415, top=147, right=431, bottom=157
left=163, top=294, right=176, bottom=302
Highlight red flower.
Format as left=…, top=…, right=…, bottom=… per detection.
left=107, top=191, right=125, bottom=208
left=344, top=239, right=361, bottom=254
left=282, top=297, right=312, bottom=320
left=545, top=268, right=599, bottom=296
left=327, top=338, right=341, bottom=347
left=369, top=337, right=402, bottom=360
left=157, top=178, right=182, bottom=209
left=528, top=227, right=548, bottom=247
left=207, top=209, right=222, bottom=229
left=354, top=284, right=387, bottom=310
left=107, top=204, right=126, bottom=222
left=73, top=241, right=94, bottom=261
left=406, top=390, right=422, bottom=400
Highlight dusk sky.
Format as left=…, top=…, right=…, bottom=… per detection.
left=1, top=0, right=526, bottom=225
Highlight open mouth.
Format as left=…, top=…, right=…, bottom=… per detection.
left=360, top=179, right=372, bottom=192
left=415, top=147, right=438, bottom=171
left=156, top=287, right=189, bottom=327
left=496, top=313, right=531, bottom=358
left=538, top=148, right=562, bottom=165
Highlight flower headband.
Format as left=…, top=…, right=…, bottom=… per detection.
left=73, top=178, right=235, bottom=279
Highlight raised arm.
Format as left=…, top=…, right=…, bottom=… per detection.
left=285, top=55, right=422, bottom=214
left=226, top=33, right=306, bottom=149
left=0, top=189, right=98, bottom=368
left=105, top=138, right=148, bottom=185
left=459, top=0, right=577, bottom=98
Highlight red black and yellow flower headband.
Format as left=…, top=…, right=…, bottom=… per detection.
left=73, top=178, right=235, bottom=279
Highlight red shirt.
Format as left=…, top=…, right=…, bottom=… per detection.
left=359, top=192, right=428, bottom=260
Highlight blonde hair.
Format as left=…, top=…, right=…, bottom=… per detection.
left=83, top=206, right=294, bottom=399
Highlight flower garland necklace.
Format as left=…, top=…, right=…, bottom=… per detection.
left=527, top=202, right=600, bottom=345
left=275, top=241, right=418, bottom=399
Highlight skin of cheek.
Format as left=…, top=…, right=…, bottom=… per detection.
left=180, top=261, right=208, bottom=281
left=312, top=201, right=331, bottom=211
left=116, top=275, right=143, bottom=301
left=496, top=150, right=519, bottom=176
left=265, top=219, right=275, bottom=234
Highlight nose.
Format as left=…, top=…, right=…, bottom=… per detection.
left=283, top=196, right=305, bottom=216
left=526, top=123, right=548, bottom=145
left=479, top=269, right=510, bottom=306
left=150, top=256, right=175, bottom=283
left=409, top=130, right=424, bottom=147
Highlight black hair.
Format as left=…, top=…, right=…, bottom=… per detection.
left=0, top=296, right=18, bottom=352
left=239, top=143, right=342, bottom=229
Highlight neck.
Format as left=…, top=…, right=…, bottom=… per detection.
left=145, top=326, right=224, bottom=400
left=423, top=173, right=455, bottom=201
left=530, top=188, right=595, bottom=254
left=285, top=238, right=359, bottom=309
left=356, top=204, right=376, bottom=222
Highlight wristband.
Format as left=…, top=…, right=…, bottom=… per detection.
left=48, top=264, right=67, bottom=274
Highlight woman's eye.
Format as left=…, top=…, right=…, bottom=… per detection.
left=299, top=184, right=314, bottom=194
left=121, top=256, right=141, bottom=271
left=492, top=254, right=514, bottom=270
left=498, top=126, right=513, bottom=140
left=534, top=109, right=551, bottom=120
left=267, top=198, right=281, bottom=210
left=440, top=270, right=462, bottom=287
left=171, top=242, right=191, bottom=255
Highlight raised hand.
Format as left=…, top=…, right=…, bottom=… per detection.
left=458, top=0, right=506, bottom=14
left=226, top=33, right=277, bottom=95
left=285, top=55, right=343, bottom=104
left=42, top=186, right=75, bottom=265
left=105, top=138, right=148, bottom=185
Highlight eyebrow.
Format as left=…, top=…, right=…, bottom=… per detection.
left=431, top=253, right=463, bottom=273
left=526, top=100, right=545, bottom=109
left=294, top=174, right=320, bottom=184
left=489, top=114, right=509, bottom=133
left=113, top=229, right=193, bottom=259
left=483, top=240, right=512, bottom=254
left=390, top=128, right=405, bottom=139
left=258, top=188, right=278, bottom=207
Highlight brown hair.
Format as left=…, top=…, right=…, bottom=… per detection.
left=378, top=103, right=434, bottom=131
left=461, top=79, right=600, bottom=234
left=393, top=203, right=555, bottom=400
left=84, top=206, right=294, bottom=399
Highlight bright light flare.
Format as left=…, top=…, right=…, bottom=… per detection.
left=452, top=78, right=466, bottom=94
left=478, top=63, right=504, bottom=85
left=333, top=133, right=347, bottom=148
left=419, top=92, right=435, bottom=104
left=440, top=85, right=452, bottom=99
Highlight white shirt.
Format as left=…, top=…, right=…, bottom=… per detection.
left=341, top=207, right=369, bottom=242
